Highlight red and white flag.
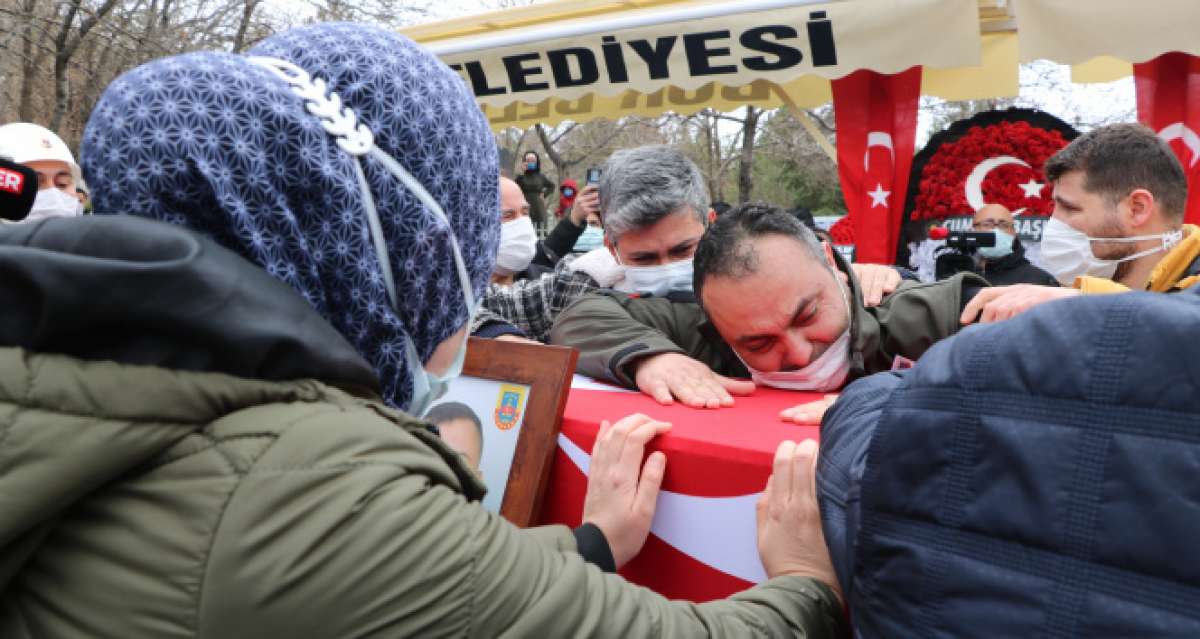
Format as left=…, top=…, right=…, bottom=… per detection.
left=1135, top=52, right=1200, bottom=225
left=832, top=66, right=922, bottom=264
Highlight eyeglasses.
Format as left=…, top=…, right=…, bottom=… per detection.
left=973, top=220, right=1015, bottom=231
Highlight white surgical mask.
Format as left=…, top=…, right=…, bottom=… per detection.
left=977, top=230, right=1014, bottom=260
left=1039, top=216, right=1183, bottom=286
left=620, top=257, right=695, bottom=297
left=249, top=56, right=479, bottom=417
left=27, top=187, right=82, bottom=222
left=494, top=215, right=537, bottom=275
left=735, top=282, right=853, bottom=392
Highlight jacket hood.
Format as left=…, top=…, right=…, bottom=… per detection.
left=0, top=215, right=380, bottom=590
left=0, top=215, right=377, bottom=391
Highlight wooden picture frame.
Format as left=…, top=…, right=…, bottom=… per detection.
left=436, top=337, right=578, bottom=527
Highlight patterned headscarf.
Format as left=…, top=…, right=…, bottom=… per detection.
left=81, top=23, right=500, bottom=411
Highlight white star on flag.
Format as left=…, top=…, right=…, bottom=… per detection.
left=867, top=183, right=890, bottom=208
left=1019, top=178, right=1044, bottom=198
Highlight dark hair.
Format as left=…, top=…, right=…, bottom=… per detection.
left=425, top=401, right=483, bottom=441
left=522, top=150, right=540, bottom=165
left=1044, top=123, right=1187, bottom=221
left=711, top=201, right=732, bottom=216
left=693, top=202, right=826, bottom=304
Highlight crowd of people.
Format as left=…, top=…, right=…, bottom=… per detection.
left=0, top=19, right=1197, bottom=638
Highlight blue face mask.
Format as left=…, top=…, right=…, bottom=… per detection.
left=977, top=230, right=1014, bottom=259
left=526, top=162, right=538, bottom=172
left=562, top=188, right=574, bottom=197
left=574, top=226, right=603, bottom=252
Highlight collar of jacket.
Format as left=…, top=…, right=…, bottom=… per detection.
left=1146, top=224, right=1200, bottom=292
left=0, top=215, right=379, bottom=395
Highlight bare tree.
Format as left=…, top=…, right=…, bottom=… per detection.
left=50, top=0, right=121, bottom=131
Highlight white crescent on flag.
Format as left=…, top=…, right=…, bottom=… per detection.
left=557, top=432, right=767, bottom=584
left=864, top=131, right=895, bottom=170
left=964, top=155, right=1031, bottom=211
left=1158, top=122, right=1200, bottom=168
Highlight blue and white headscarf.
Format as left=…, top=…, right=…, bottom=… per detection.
left=81, top=23, right=499, bottom=411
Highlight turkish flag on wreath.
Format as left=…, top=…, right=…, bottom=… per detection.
left=1135, top=52, right=1200, bottom=226
left=832, top=66, right=922, bottom=265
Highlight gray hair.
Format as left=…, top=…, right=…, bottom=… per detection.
left=599, top=145, right=709, bottom=241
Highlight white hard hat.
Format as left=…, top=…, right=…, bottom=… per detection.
left=0, top=122, right=80, bottom=181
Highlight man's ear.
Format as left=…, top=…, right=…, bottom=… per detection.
left=605, top=235, right=619, bottom=262
left=822, top=240, right=838, bottom=268
left=707, top=208, right=717, bottom=224
left=1126, top=188, right=1157, bottom=229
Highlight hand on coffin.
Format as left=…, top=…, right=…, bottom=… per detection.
left=582, top=413, right=671, bottom=569
left=779, top=394, right=839, bottom=425
left=633, top=352, right=756, bottom=409
left=756, top=439, right=843, bottom=604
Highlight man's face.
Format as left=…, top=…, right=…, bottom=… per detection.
left=972, top=204, right=1016, bottom=236
left=1051, top=170, right=1134, bottom=260
left=24, top=159, right=75, bottom=194
left=702, top=235, right=850, bottom=373
left=436, top=417, right=482, bottom=471
left=523, top=153, right=538, bottom=168
left=606, top=209, right=705, bottom=266
left=499, top=178, right=530, bottom=223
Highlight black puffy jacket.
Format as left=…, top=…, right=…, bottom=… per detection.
left=819, top=287, right=1200, bottom=637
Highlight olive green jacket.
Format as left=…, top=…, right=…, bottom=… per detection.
left=0, top=216, right=845, bottom=638
left=550, top=268, right=987, bottom=388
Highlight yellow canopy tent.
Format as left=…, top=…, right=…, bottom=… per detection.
left=402, top=0, right=1192, bottom=149
left=402, top=0, right=1021, bottom=135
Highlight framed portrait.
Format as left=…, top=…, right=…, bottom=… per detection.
left=425, top=338, right=578, bottom=527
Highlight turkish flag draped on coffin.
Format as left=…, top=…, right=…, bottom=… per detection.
left=832, top=66, right=922, bottom=264
left=1135, top=52, right=1200, bottom=226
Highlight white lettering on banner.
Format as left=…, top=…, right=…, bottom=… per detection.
left=939, top=215, right=1047, bottom=241
left=448, top=12, right=839, bottom=98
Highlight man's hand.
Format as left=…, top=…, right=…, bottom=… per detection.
left=583, top=413, right=671, bottom=568
left=756, top=439, right=842, bottom=604
left=633, top=352, right=756, bottom=409
left=850, top=263, right=902, bottom=307
left=779, top=395, right=839, bottom=425
left=571, top=184, right=600, bottom=227
left=960, top=284, right=1081, bottom=325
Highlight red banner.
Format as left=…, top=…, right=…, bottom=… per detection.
left=832, top=66, right=922, bottom=264
left=1135, top=52, right=1200, bottom=225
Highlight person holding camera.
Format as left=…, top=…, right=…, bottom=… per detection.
left=937, top=204, right=1058, bottom=287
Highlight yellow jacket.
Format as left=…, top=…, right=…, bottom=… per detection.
left=1074, top=224, right=1200, bottom=294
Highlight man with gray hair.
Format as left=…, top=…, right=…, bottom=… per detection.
left=551, top=203, right=987, bottom=420
left=476, top=144, right=715, bottom=343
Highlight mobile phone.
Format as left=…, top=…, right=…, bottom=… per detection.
left=586, top=168, right=602, bottom=185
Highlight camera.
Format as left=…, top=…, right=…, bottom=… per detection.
left=944, top=231, right=995, bottom=251
left=933, top=230, right=995, bottom=280
left=586, top=167, right=602, bottom=185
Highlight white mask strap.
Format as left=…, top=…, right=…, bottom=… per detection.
left=247, top=55, right=475, bottom=313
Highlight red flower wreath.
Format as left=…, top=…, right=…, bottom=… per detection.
left=829, top=216, right=855, bottom=244
left=910, top=120, right=1071, bottom=221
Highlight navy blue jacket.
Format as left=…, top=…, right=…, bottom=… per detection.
left=819, top=286, right=1200, bottom=638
